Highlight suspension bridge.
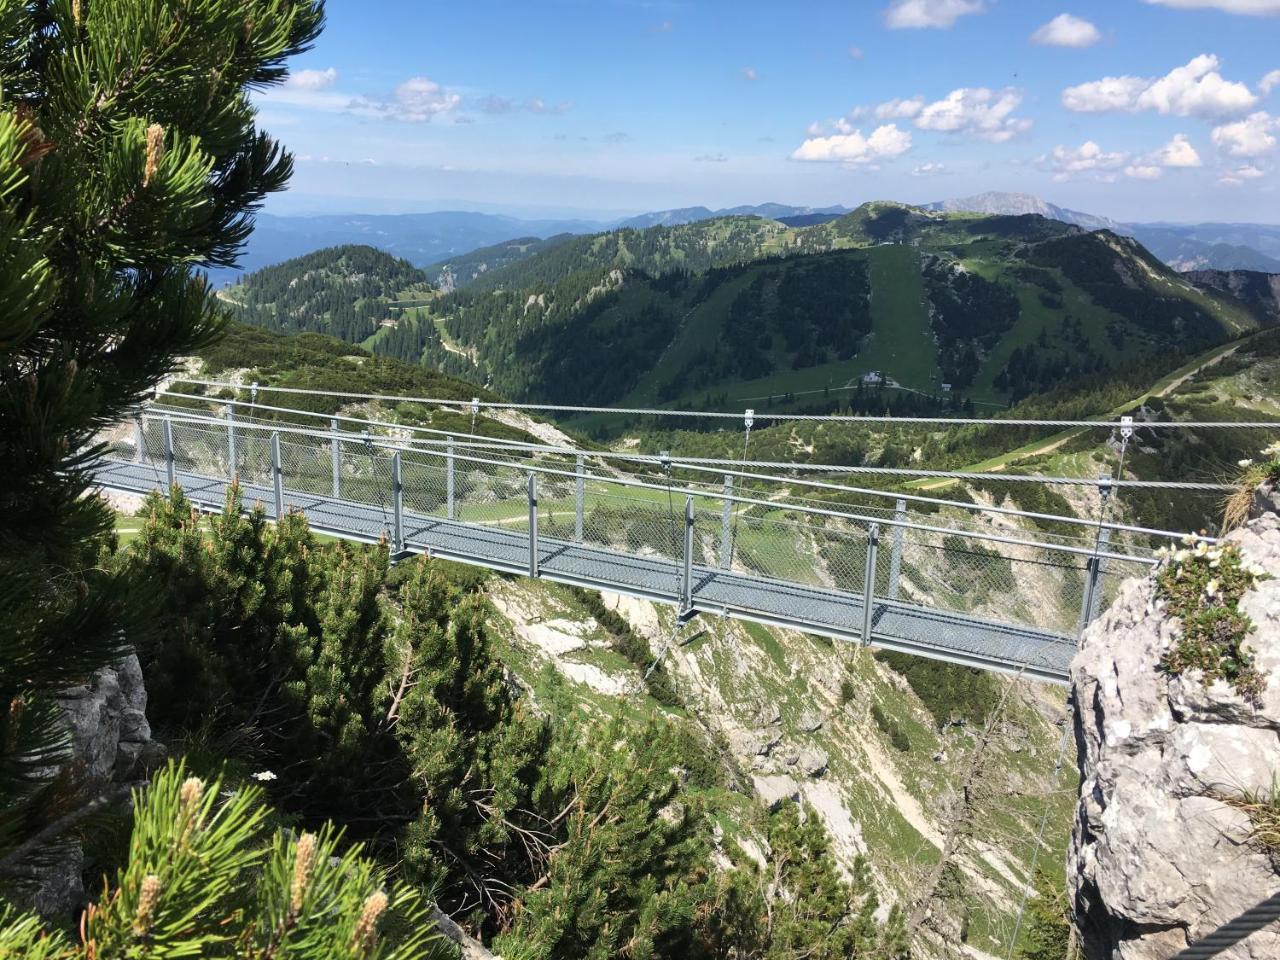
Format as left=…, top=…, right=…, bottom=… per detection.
left=91, top=381, right=1270, bottom=685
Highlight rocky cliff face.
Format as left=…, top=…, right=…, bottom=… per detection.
left=1069, top=507, right=1280, bottom=959
left=20, top=655, right=160, bottom=919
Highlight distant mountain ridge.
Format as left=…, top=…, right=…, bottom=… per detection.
left=925, top=192, right=1280, bottom=273
left=222, top=195, right=1280, bottom=290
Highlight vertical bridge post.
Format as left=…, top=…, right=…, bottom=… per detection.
left=574, top=455, right=584, bottom=542
left=527, top=472, right=539, bottom=577
left=681, top=496, right=695, bottom=612
left=392, top=451, right=404, bottom=553
left=270, top=431, right=283, bottom=520
left=226, top=406, right=237, bottom=479
left=134, top=417, right=145, bottom=464
left=861, top=522, right=880, bottom=646
left=1079, top=473, right=1113, bottom=635
left=163, top=417, right=175, bottom=490
left=446, top=436, right=456, bottom=520
left=888, top=499, right=906, bottom=600
left=1080, top=526, right=1112, bottom=634
left=719, top=475, right=734, bottom=570
left=330, top=418, right=341, bottom=499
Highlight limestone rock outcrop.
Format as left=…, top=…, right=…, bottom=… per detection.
left=1069, top=508, right=1280, bottom=959
left=21, top=655, right=161, bottom=919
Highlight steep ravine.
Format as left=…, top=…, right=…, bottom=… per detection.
left=484, top=576, right=1075, bottom=959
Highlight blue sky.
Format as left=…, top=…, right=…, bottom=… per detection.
left=257, top=0, right=1280, bottom=222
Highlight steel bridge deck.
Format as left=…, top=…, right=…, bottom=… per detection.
left=97, top=458, right=1078, bottom=683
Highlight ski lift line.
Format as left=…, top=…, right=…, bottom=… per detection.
left=138, top=410, right=1165, bottom=564
left=167, top=379, right=1280, bottom=430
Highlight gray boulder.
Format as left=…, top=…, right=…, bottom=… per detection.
left=1069, top=509, right=1280, bottom=959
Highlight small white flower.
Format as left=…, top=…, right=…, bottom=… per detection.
left=1174, top=549, right=1191, bottom=564
left=251, top=770, right=278, bottom=782
left=1262, top=441, right=1280, bottom=458
left=1194, top=541, right=1210, bottom=558
left=1204, top=579, right=1219, bottom=599
left=1239, top=459, right=1254, bottom=468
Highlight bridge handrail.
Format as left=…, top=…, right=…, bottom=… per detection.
left=147, top=398, right=1221, bottom=543
left=130, top=409, right=1161, bottom=567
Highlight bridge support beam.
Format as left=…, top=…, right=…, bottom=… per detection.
left=574, top=455, right=584, bottom=542
left=330, top=419, right=341, bottom=498
left=270, top=431, right=283, bottom=519
left=392, top=451, right=404, bottom=553
left=528, top=473, right=539, bottom=577
left=719, top=475, right=734, bottom=570
left=446, top=436, right=456, bottom=520
left=163, top=417, right=175, bottom=490
left=888, top=499, right=906, bottom=600
left=862, top=523, right=880, bottom=646
left=681, top=496, right=695, bottom=612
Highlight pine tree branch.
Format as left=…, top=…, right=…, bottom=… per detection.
left=0, top=781, right=137, bottom=877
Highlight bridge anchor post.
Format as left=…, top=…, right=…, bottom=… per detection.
left=681, top=496, right=695, bottom=613
left=528, top=473, right=539, bottom=577
left=270, top=431, right=284, bottom=520
left=574, top=455, right=584, bottom=542
left=446, top=436, right=456, bottom=520
left=719, top=475, right=734, bottom=570
left=163, top=417, right=175, bottom=490
left=392, top=452, right=404, bottom=553
left=330, top=418, right=341, bottom=498
left=134, top=417, right=145, bottom=464
left=888, top=499, right=906, bottom=600
left=861, top=523, right=880, bottom=646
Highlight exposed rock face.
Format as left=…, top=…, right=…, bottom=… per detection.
left=22, top=655, right=161, bottom=919
left=1069, top=509, right=1280, bottom=959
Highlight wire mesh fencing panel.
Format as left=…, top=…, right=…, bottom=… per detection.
left=579, top=483, right=686, bottom=563
left=892, top=525, right=1092, bottom=635
left=453, top=458, right=531, bottom=532
left=719, top=506, right=867, bottom=591
left=168, top=420, right=230, bottom=479
left=399, top=448, right=450, bottom=519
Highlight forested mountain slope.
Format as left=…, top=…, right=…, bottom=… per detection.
left=376, top=204, right=1271, bottom=412
left=220, top=244, right=434, bottom=343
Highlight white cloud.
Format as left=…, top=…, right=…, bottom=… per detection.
left=1047, top=140, right=1129, bottom=180
left=915, top=87, right=1031, bottom=142
left=849, top=45, right=864, bottom=59
left=1220, top=164, right=1268, bottom=184
left=1030, top=13, right=1102, bottom=47
left=289, top=67, right=338, bottom=91
left=875, top=96, right=925, bottom=120
left=1261, top=69, right=1280, bottom=95
left=1144, top=0, right=1280, bottom=14
left=742, top=67, right=759, bottom=81
left=884, top=0, right=984, bottom=29
left=693, top=153, right=729, bottom=163
left=526, top=97, right=574, bottom=115
left=1062, top=76, right=1149, bottom=112
left=1125, top=164, right=1164, bottom=180
left=791, top=124, right=913, bottom=164
left=1151, top=133, right=1203, bottom=166
left=1211, top=111, right=1279, bottom=156
left=912, top=162, right=948, bottom=176
left=380, top=77, right=462, bottom=122
left=1062, top=54, right=1257, bottom=119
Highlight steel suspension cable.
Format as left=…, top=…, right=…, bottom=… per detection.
left=168, top=379, right=1280, bottom=429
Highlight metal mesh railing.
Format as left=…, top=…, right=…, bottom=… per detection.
left=121, top=411, right=1168, bottom=667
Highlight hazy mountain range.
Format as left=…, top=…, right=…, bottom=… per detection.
left=210, top=193, right=1280, bottom=285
